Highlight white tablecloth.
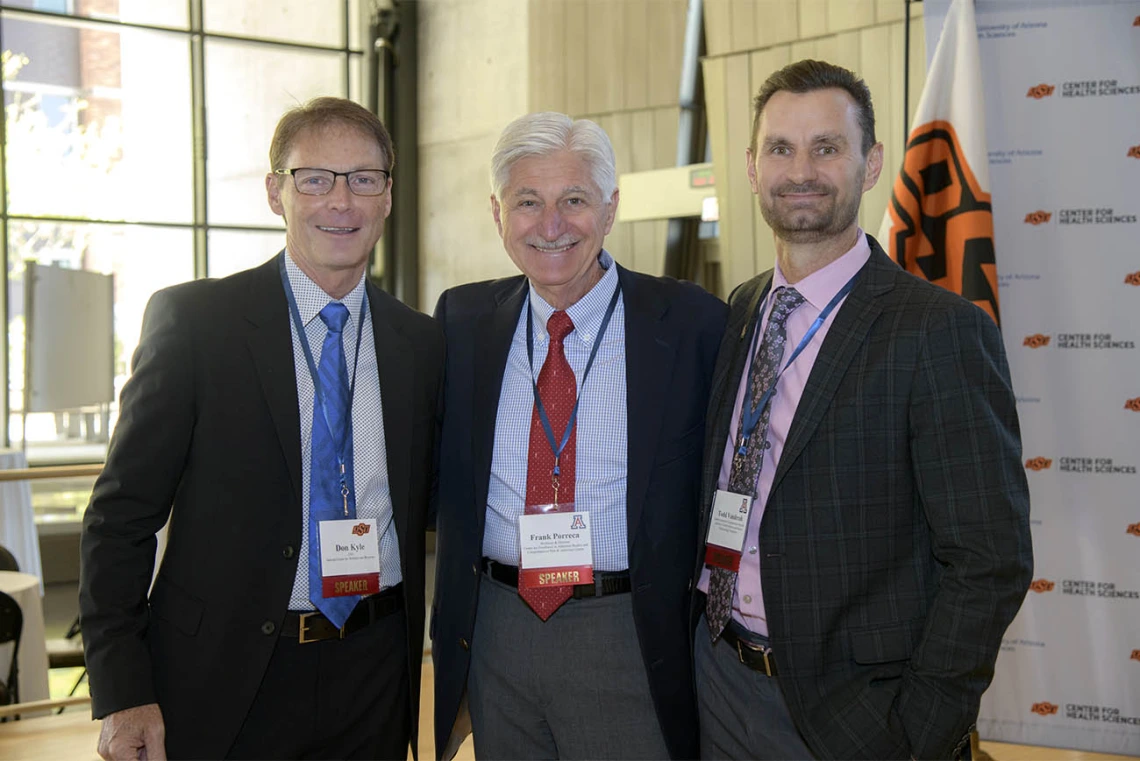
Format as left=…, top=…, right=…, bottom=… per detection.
left=0, top=449, right=43, bottom=586
left=0, top=571, right=50, bottom=704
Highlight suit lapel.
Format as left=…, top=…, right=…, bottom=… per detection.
left=619, top=266, right=676, bottom=543
left=368, top=282, right=415, bottom=560
left=473, top=277, right=528, bottom=534
left=770, top=246, right=896, bottom=492
left=244, top=254, right=303, bottom=504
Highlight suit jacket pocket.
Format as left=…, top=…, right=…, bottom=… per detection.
left=849, top=618, right=923, bottom=665
left=149, top=577, right=204, bottom=637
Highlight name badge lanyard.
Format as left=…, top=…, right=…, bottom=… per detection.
left=735, top=273, right=859, bottom=457
left=526, top=285, right=622, bottom=506
left=279, top=254, right=368, bottom=517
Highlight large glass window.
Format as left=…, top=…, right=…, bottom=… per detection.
left=1, top=0, right=365, bottom=506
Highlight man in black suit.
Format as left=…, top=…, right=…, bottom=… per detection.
left=80, top=97, right=443, bottom=760
left=431, top=112, right=726, bottom=760
left=692, top=60, right=1032, bottom=760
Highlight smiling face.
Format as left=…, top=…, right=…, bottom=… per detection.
left=266, top=123, right=391, bottom=297
left=491, top=149, right=618, bottom=310
left=747, top=88, right=882, bottom=246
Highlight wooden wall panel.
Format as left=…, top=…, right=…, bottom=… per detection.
left=704, top=0, right=732, bottom=57
left=653, top=106, right=678, bottom=169
left=730, top=0, right=758, bottom=52
left=647, top=0, right=686, bottom=107
left=790, top=38, right=818, bottom=61
left=586, top=0, right=624, bottom=114
left=826, top=0, right=874, bottom=33
left=875, top=0, right=905, bottom=24
left=528, top=0, right=565, bottom=113
left=624, top=0, right=650, bottom=111
left=599, top=112, right=633, bottom=265
left=797, top=0, right=828, bottom=39
left=563, top=0, right=588, bottom=115
left=755, top=0, right=800, bottom=48
left=907, top=14, right=925, bottom=128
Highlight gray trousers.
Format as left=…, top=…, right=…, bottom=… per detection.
left=468, top=573, right=669, bottom=760
left=695, top=613, right=816, bottom=760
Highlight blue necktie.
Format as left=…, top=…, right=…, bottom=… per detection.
left=308, top=302, right=358, bottom=628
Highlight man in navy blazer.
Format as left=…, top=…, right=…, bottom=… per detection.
left=431, top=112, right=726, bottom=760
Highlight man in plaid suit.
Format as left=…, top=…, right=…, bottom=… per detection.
left=691, top=59, right=1032, bottom=760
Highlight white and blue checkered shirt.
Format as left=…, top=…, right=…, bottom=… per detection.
left=483, top=251, right=630, bottom=571
left=283, top=253, right=402, bottom=610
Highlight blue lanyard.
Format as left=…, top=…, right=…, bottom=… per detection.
left=278, top=253, right=368, bottom=507
left=525, top=284, right=622, bottom=477
left=736, top=273, right=859, bottom=456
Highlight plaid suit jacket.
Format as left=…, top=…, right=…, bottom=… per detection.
left=694, top=237, right=1033, bottom=760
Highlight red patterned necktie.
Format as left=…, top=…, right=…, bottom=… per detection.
left=520, top=310, right=577, bottom=620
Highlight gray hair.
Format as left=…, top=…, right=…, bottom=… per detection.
left=490, top=112, right=617, bottom=202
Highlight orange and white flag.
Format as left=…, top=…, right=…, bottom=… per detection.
left=877, top=0, right=1000, bottom=324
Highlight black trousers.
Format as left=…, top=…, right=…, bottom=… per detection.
left=226, top=607, right=409, bottom=760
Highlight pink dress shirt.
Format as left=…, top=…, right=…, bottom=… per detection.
left=698, top=231, right=872, bottom=637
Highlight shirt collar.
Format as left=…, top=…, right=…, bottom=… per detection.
left=772, top=229, right=871, bottom=311
left=528, top=250, right=619, bottom=347
left=284, top=250, right=367, bottom=328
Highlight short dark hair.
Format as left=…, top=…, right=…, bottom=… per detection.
left=269, top=97, right=395, bottom=172
left=750, top=59, right=876, bottom=156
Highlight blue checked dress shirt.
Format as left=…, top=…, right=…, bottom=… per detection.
left=284, top=254, right=402, bottom=611
left=483, top=250, right=630, bottom=571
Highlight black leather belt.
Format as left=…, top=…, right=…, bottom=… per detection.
left=282, top=583, right=403, bottom=644
left=482, top=559, right=631, bottom=599
left=721, top=620, right=778, bottom=676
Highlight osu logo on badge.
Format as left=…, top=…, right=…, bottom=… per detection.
left=1024, top=211, right=1051, bottom=225
left=1025, top=457, right=1052, bottom=471
left=1125, top=397, right=1140, bottom=412
left=351, top=522, right=370, bottom=536
left=1023, top=334, right=1050, bottom=348
left=1127, top=522, right=1140, bottom=537
left=884, top=121, right=1000, bottom=324
left=1031, top=702, right=1059, bottom=716
left=1126, top=272, right=1140, bottom=286
left=1026, top=84, right=1055, bottom=99
left=1129, top=145, right=1140, bottom=159
left=1029, top=579, right=1055, bottom=593
left=569, top=515, right=586, bottom=530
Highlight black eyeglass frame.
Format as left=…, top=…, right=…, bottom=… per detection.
left=274, top=167, right=392, bottom=196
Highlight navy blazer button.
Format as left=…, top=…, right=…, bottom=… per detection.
left=472, top=563, right=478, bottom=576
left=261, top=621, right=275, bottom=635
left=460, top=638, right=469, bottom=651
left=283, top=546, right=295, bottom=559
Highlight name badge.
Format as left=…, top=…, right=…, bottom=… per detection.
left=518, top=511, right=594, bottom=589
left=704, top=490, right=753, bottom=572
left=318, top=518, right=381, bottom=597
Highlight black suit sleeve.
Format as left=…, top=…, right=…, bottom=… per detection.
left=80, top=287, right=198, bottom=718
left=897, top=303, right=1033, bottom=759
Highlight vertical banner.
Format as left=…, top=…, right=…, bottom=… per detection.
left=918, top=0, right=1140, bottom=755
left=878, top=0, right=999, bottom=324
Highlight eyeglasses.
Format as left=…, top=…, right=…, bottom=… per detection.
left=274, top=167, right=391, bottom=196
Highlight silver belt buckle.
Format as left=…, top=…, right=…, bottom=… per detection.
left=735, top=638, right=774, bottom=676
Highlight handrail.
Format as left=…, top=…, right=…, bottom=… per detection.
left=0, top=695, right=90, bottom=718
left=0, top=465, right=103, bottom=482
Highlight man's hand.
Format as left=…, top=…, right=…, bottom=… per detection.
left=97, top=703, right=167, bottom=761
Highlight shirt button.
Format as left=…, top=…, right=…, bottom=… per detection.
left=283, top=546, right=295, bottom=559
left=261, top=621, right=276, bottom=635
left=749, top=546, right=758, bottom=555
left=743, top=595, right=753, bottom=604
left=460, top=638, right=470, bottom=651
